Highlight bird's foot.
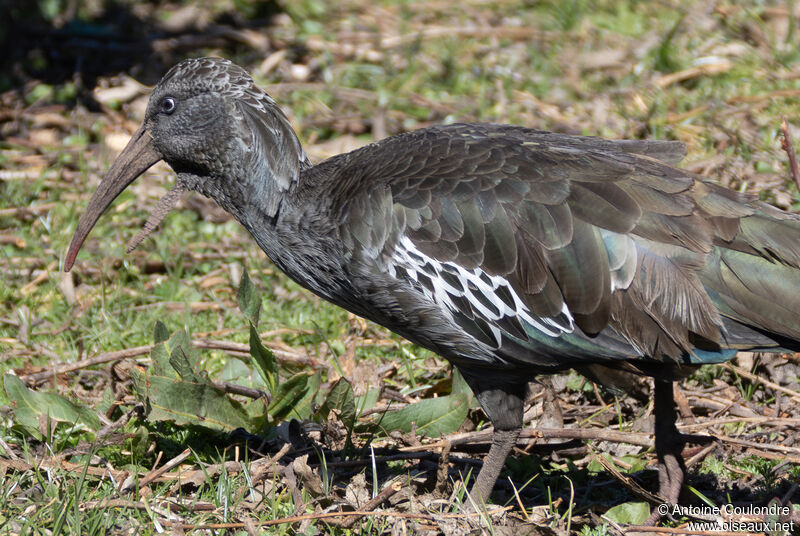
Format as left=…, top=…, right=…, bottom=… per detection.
left=645, top=379, right=687, bottom=526
left=644, top=445, right=685, bottom=525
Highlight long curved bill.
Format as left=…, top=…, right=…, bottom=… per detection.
left=64, top=126, right=163, bottom=272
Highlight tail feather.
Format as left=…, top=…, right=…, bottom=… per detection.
left=703, top=209, right=800, bottom=347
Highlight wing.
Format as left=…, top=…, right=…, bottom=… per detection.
left=333, top=123, right=800, bottom=368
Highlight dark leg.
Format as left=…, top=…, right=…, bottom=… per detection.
left=471, top=428, right=522, bottom=503
left=459, top=369, right=526, bottom=504
left=646, top=379, right=686, bottom=525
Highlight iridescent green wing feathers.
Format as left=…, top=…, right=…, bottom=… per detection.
left=335, top=124, right=800, bottom=364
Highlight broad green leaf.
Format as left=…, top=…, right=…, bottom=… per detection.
left=153, top=321, right=170, bottom=344
left=604, top=502, right=650, bottom=524
left=588, top=453, right=625, bottom=473
left=355, top=387, right=380, bottom=415
left=287, top=371, right=321, bottom=420
left=374, top=393, right=469, bottom=438
left=4, top=374, right=102, bottom=438
left=319, top=378, right=356, bottom=429
left=268, top=372, right=312, bottom=421
left=151, top=329, right=202, bottom=380
left=250, top=324, right=278, bottom=392
left=237, top=269, right=261, bottom=326
left=98, top=386, right=115, bottom=415
left=150, top=340, right=177, bottom=379
left=130, top=369, right=250, bottom=431
left=169, top=330, right=202, bottom=368
left=169, top=346, right=204, bottom=383
left=219, top=357, right=266, bottom=388
left=451, top=368, right=479, bottom=409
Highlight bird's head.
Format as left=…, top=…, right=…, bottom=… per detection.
left=65, top=57, right=310, bottom=272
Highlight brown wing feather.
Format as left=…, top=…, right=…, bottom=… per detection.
left=332, top=123, right=800, bottom=360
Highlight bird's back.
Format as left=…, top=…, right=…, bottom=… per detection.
left=294, top=123, right=800, bottom=378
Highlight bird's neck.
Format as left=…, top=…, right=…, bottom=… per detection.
left=231, top=165, right=350, bottom=305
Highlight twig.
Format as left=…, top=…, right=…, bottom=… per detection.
left=312, top=451, right=446, bottom=471
left=79, top=498, right=215, bottom=513
left=678, top=416, right=800, bottom=432
left=781, top=482, right=799, bottom=506
left=655, top=60, right=733, bottom=88
left=400, top=427, right=655, bottom=453
left=174, top=443, right=292, bottom=488
left=683, top=396, right=759, bottom=418
left=623, top=527, right=759, bottom=536
left=161, top=506, right=513, bottom=530
left=97, top=405, right=141, bottom=440
left=684, top=443, right=717, bottom=469
left=0, top=457, right=132, bottom=482
left=0, top=203, right=57, bottom=217
left=127, top=448, right=192, bottom=492
left=21, top=337, right=320, bottom=384
left=780, top=116, right=800, bottom=191
left=21, top=345, right=152, bottom=384
left=330, top=479, right=404, bottom=529
left=251, top=442, right=292, bottom=484
left=743, top=448, right=800, bottom=465
left=591, top=451, right=663, bottom=505
left=723, top=362, right=800, bottom=402
left=20, top=261, right=57, bottom=295
left=401, top=424, right=798, bottom=467
left=713, top=434, right=800, bottom=455
left=128, top=301, right=222, bottom=313
left=194, top=338, right=321, bottom=367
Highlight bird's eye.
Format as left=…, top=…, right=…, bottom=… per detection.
left=160, top=97, right=176, bottom=114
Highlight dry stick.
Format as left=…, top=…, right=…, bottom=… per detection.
left=96, top=405, right=140, bottom=440
left=160, top=506, right=513, bottom=531
left=678, top=416, right=800, bottom=432
left=591, top=451, right=663, bottom=505
left=80, top=498, right=215, bottom=513
left=781, top=482, right=799, bottom=506
left=723, top=362, right=800, bottom=402
left=251, top=442, right=292, bottom=485
left=683, top=396, right=759, bottom=419
left=330, top=479, right=404, bottom=529
left=127, top=448, right=192, bottom=492
left=0, top=202, right=57, bottom=217
left=24, top=347, right=265, bottom=400
left=20, top=261, right=57, bottom=295
left=400, top=427, right=655, bottom=453
left=194, top=338, right=321, bottom=367
left=622, top=528, right=760, bottom=536
left=129, top=302, right=223, bottom=312
left=0, top=457, right=131, bottom=482
left=744, top=448, right=800, bottom=465
left=713, top=434, right=800, bottom=455
left=683, top=443, right=717, bottom=469
left=309, top=451, right=445, bottom=472
left=173, top=443, right=292, bottom=489
left=403, top=425, right=800, bottom=461
left=215, top=381, right=268, bottom=400
left=21, top=338, right=319, bottom=384
left=780, top=116, right=800, bottom=191
left=21, top=345, right=152, bottom=384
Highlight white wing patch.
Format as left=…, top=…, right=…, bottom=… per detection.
left=390, top=236, right=575, bottom=345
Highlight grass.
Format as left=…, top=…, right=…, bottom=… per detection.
left=2, top=0, right=800, bottom=534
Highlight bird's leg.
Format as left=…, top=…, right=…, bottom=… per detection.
left=646, top=378, right=686, bottom=525
left=459, top=370, right=526, bottom=506
left=470, top=427, right=522, bottom=504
